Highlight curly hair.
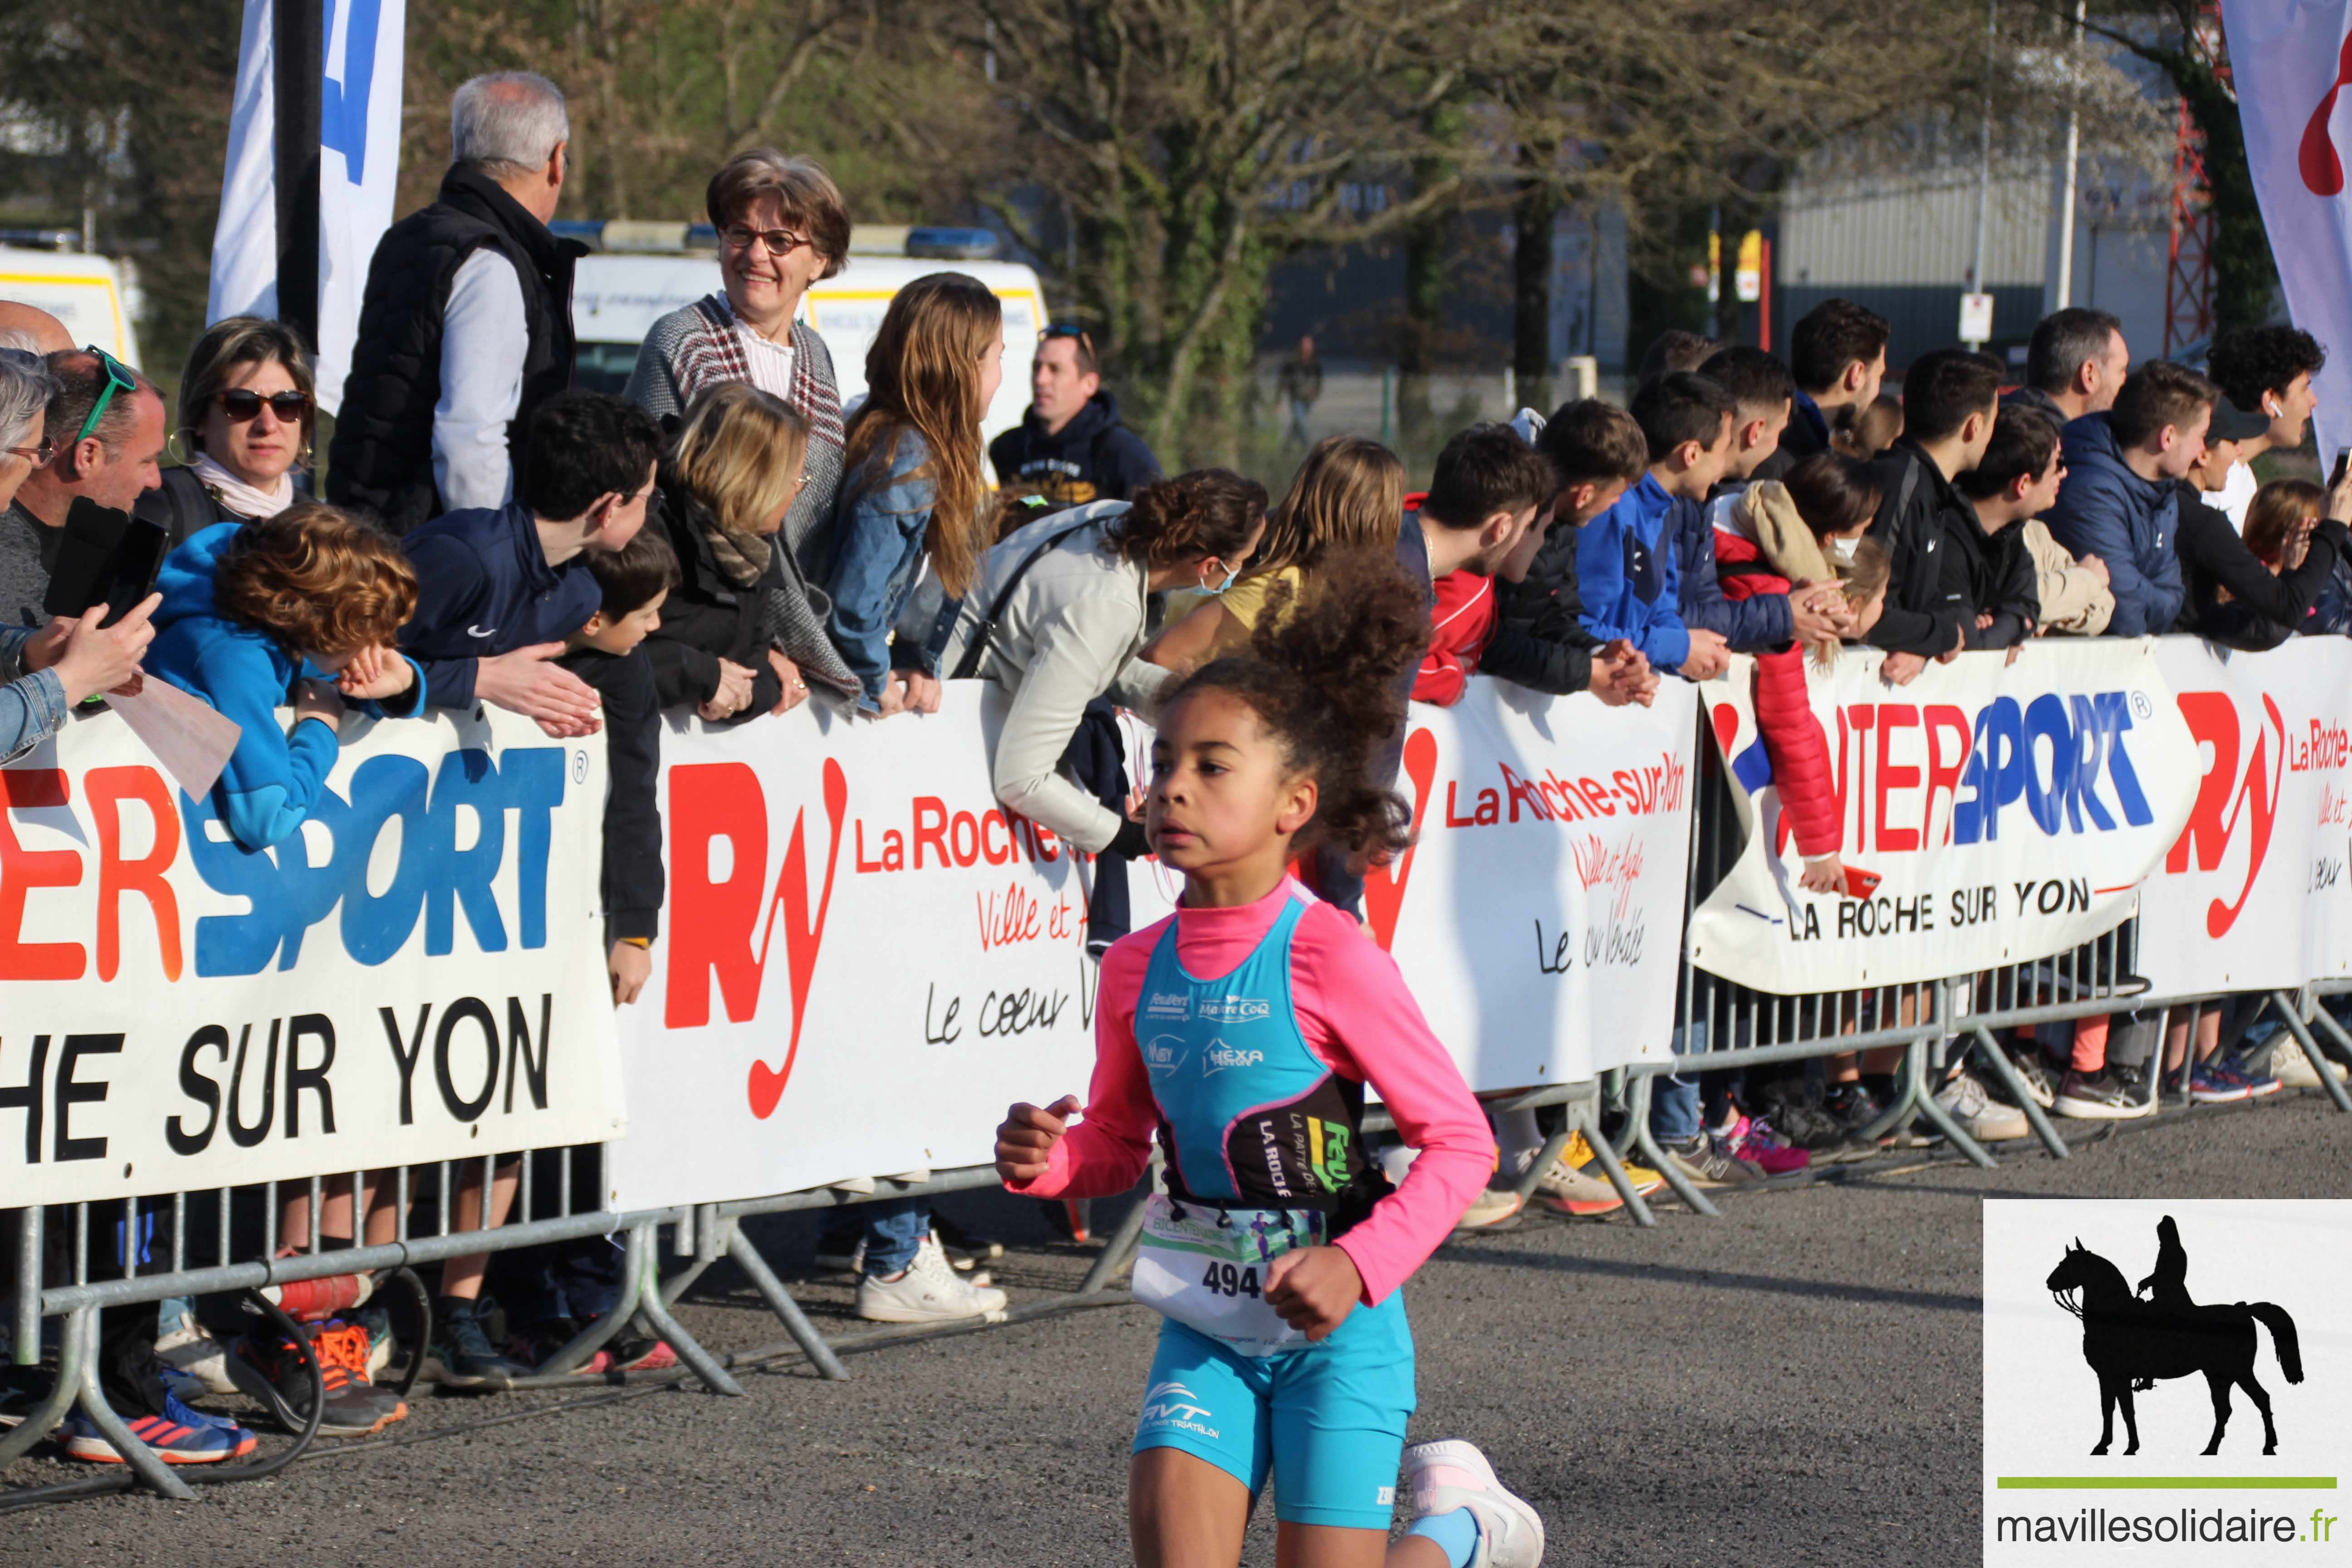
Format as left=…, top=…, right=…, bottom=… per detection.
left=2206, top=326, right=2326, bottom=413
left=1161, top=555, right=1428, bottom=867
left=213, top=503, right=418, bottom=657
left=1109, top=468, right=1267, bottom=569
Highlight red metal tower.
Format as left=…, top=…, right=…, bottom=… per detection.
left=2163, top=1, right=2228, bottom=355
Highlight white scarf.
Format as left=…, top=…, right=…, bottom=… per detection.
left=190, top=452, right=295, bottom=520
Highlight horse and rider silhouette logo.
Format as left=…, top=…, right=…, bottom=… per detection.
left=2045, top=1217, right=2304, bottom=1457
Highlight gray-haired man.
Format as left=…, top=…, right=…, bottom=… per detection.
left=328, top=71, right=588, bottom=534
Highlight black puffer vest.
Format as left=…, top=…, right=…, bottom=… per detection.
left=325, top=165, right=586, bottom=534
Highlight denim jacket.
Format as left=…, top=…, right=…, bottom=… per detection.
left=824, top=427, right=963, bottom=711
left=0, top=625, right=67, bottom=764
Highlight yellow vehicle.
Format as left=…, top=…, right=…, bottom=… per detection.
left=0, top=245, right=143, bottom=367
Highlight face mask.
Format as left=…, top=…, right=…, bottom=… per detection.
left=1830, top=536, right=1861, bottom=564
left=1198, top=560, right=1240, bottom=595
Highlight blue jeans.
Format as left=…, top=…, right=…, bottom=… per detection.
left=1649, top=1022, right=1710, bottom=1144
left=864, top=1199, right=930, bottom=1277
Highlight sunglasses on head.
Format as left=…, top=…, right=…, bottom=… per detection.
left=1040, top=323, right=1095, bottom=355
left=216, top=388, right=312, bottom=423
left=75, top=345, right=137, bottom=445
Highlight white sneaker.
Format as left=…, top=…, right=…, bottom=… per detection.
left=855, top=1236, right=1009, bottom=1325
left=1933, top=1070, right=2029, bottom=1142
left=2271, top=1042, right=2349, bottom=1089
left=1455, top=1188, right=1524, bottom=1230
left=156, top=1308, right=238, bottom=1396
left=1404, top=1439, right=1545, bottom=1568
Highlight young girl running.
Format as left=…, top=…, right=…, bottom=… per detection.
left=995, top=568, right=1546, bottom=1568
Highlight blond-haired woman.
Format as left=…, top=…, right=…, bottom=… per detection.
left=820, top=271, right=1003, bottom=717
left=139, top=315, right=316, bottom=542
left=625, top=150, right=851, bottom=557
left=643, top=382, right=859, bottom=723
left=1145, top=433, right=1401, bottom=669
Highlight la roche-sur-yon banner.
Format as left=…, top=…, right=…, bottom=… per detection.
left=1686, top=641, right=2200, bottom=995
left=2136, top=638, right=2352, bottom=1000
left=608, top=678, right=1696, bottom=1212
left=0, top=707, right=625, bottom=1209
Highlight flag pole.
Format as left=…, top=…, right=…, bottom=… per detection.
left=273, top=0, right=322, bottom=353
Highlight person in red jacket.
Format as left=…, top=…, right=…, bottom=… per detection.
left=1712, top=454, right=1881, bottom=892
left=1406, top=429, right=1558, bottom=706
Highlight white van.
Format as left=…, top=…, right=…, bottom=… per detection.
left=0, top=246, right=143, bottom=368
left=569, top=229, right=1046, bottom=448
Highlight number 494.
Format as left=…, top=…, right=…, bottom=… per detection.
left=1202, top=1260, right=1261, bottom=1298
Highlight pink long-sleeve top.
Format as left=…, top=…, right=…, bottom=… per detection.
left=1008, top=878, right=1492, bottom=1306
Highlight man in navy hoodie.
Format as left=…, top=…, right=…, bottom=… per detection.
left=986, top=325, right=1161, bottom=509
left=2043, top=361, right=2215, bottom=637
left=399, top=391, right=663, bottom=736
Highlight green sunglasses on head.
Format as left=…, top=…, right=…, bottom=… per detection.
left=74, top=345, right=137, bottom=446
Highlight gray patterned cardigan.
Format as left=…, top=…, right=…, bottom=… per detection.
left=622, top=295, right=846, bottom=567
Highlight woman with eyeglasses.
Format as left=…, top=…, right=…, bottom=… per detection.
left=625, top=149, right=851, bottom=562
left=0, top=350, right=157, bottom=760
left=139, top=316, right=316, bottom=544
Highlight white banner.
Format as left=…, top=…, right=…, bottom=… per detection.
left=1686, top=641, right=2200, bottom=994
left=2222, top=0, right=2352, bottom=468
left=609, top=678, right=1697, bottom=1212
left=0, top=707, right=622, bottom=1208
left=207, top=0, right=406, bottom=413
left=2136, top=638, right=2352, bottom=998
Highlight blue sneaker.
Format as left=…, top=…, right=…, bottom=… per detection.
left=2211, top=1058, right=2283, bottom=1100
left=59, top=1390, right=258, bottom=1464
left=2187, top=1063, right=2253, bottom=1104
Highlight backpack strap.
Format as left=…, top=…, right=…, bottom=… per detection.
left=948, top=508, right=1112, bottom=681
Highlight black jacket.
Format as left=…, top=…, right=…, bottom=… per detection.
left=558, top=644, right=664, bottom=941
left=327, top=165, right=587, bottom=535
left=2172, top=482, right=2347, bottom=649
left=987, top=391, right=1162, bottom=510
left=1864, top=440, right=1971, bottom=658
left=1939, top=504, right=2040, bottom=649
left=1484, top=517, right=1600, bottom=696
left=640, top=483, right=787, bottom=720
left=1779, top=391, right=1832, bottom=463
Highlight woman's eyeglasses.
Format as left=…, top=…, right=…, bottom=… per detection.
left=722, top=224, right=811, bottom=258
left=3, top=437, right=52, bottom=467
left=216, top=388, right=313, bottom=423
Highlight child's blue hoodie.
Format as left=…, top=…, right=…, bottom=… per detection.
left=1575, top=471, right=1692, bottom=672
left=147, top=523, right=427, bottom=851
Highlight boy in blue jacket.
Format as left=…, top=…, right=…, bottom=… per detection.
left=2043, top=360, right=2215, bottom=637
left=1577, top=372, right=1732, bottom=679
left=148, top=505, right=424, bottom=852
left=399, top=392, right=663, bottom=739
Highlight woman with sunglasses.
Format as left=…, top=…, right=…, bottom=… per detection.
left=141, top=316, right=316, bottom=543
left=625, top=149, right=851, bottom=562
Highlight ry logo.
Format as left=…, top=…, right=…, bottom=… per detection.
left=1363, top=727, right=1438, bottom=952
left=2164, top=691, right=2283, bottom=937
left=665, top=758, right=848, bottom=1119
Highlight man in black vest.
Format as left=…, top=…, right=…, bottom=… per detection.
left=328, top=72, right=586, bottom=535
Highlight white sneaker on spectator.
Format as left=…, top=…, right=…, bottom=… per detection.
left=1455, top=1188, right=1524, bottom=1230
left=856, top=1236, right=1008, bottom=1325
left=156, top=1308, right=237, bottom=1397
left=1404, top=1438, right=1545, bottom=1568
left=2271, top=1043, right=2348, bottom=1090
left=1932, top=1071, right=2029, bottom=1142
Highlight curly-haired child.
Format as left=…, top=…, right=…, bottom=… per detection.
left=149, top=505, right=424, bottom=851
left=996, top=561, right=1545, bottom=1568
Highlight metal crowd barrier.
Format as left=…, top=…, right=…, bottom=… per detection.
left=1608, top=714, right=2352, bottom=1218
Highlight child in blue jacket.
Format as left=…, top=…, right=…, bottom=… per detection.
left=148, top=505, right=426, bottom=851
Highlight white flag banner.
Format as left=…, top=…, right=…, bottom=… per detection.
left=206, top=0, right=404, bottom=414
left=2221, top=0, right=2352, bottom=467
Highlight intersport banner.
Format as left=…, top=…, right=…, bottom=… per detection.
left=608, top=678, right=1696, bottom=1211
left=2136, top=638, right=2352, bottom=998
left=0, top=708, right=624, bottom=1209
left=1687, top=641, right=2200, bottom=994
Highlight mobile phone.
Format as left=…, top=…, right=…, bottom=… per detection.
left=2332, top=447, right=2349, bottom=489
left=1842, top=865, right=1883, bottom=900
left=42, top=498, right=167, bottom=627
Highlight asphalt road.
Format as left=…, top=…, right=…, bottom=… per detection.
left=6, top=1092, right=2342, bottom=1567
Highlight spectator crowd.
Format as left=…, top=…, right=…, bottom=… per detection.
left=2, top=66, right=2347, bottom=1467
